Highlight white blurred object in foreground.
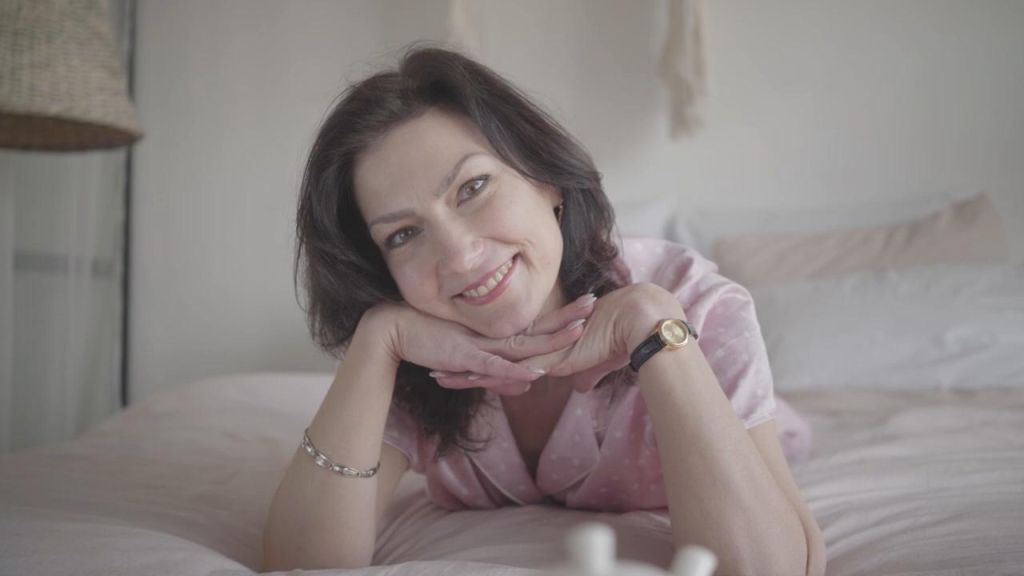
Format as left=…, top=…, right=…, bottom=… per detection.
left=543, top=522, right=717, bottom=576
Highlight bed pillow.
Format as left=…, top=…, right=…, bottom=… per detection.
left=747, top=262, right=1024, bottom=392
left=672, top=190, right=975, bottom=257
left=711, top=193, right=1010, bottom=285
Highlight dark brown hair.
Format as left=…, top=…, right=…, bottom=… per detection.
left=294, top=41, right=632, bottom=461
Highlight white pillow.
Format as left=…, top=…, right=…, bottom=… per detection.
left=747, top=262, right=1024, bottom=392
left=673, top=190, right=977, bottom=257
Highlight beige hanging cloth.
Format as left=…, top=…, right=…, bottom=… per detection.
left=447, top=0, right=483, bottom=59
left=659, top=0, right=707, bottom=139
left=446, top=0, right=707, bottom=139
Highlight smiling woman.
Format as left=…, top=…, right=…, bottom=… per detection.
left=292, top=42, right=627, bottom=463
left=267, top=42, right=822, bottom=575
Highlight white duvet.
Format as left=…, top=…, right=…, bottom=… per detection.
left=2, top=372, right=1023, bottom=576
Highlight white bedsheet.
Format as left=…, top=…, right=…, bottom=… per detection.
left=2, top=372, right=1023, bottom=575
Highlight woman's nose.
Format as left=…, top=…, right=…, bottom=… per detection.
left=436, top=223, right=485, bottom=275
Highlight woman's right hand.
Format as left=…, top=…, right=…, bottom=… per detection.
left=367, top=294, right=597, bottom=395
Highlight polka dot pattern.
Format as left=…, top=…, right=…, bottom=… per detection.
left=379, top=236, right=814, bottom=512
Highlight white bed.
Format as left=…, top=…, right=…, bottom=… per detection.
left=2, top=370, right=1024, bottom=576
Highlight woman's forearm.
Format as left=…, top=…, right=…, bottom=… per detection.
left=263, top=310, right=400, bottom=571
left=628, top=312, right=808, bottom=576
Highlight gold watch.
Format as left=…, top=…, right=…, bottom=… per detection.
left=629, top=318, right=698, bottom=372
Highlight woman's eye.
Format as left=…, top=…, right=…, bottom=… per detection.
left=385, top=227, right=418, bottom=249
left=384, top=176, right=489, bottom=250
left=456, top=175, right=490, bottom=203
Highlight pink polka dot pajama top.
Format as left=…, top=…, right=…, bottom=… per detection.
left=378, top=236, right=813, bottom=512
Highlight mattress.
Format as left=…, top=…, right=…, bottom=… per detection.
left=1, top=372, right=1023, bottom=575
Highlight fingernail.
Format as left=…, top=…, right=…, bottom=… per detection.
left=467, top=374, right=481, bottom=381
left=565, top=318, right=586, bottom=331
left=429, top=371, right=447, bottom=378
left=529, top=367, right=547, bottom=375
left=577, top=293, right=597, bottom=307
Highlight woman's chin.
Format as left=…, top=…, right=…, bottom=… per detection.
left=464, top=310, right=536, bottom=340
left=457, top=293, right=548, bottom=339
left=473, top=320, right=530, bottom=340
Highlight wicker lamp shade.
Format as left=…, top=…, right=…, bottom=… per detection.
left=0, top=0, right=143, bottom=151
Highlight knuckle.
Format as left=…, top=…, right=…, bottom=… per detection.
left=481, top=354, right=502, bottom=370
left=523, top=319, right=538, bottom=336
left=509, top=333, right=527, bottom=352
left=634, top=282, right=662, bottom=297
left=630, top=282, right=672, bottom=313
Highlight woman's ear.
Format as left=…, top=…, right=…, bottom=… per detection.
left=541, top=183, right=563, bottom=210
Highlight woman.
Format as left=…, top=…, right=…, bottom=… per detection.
left=264, top=44, right=825, bottom=576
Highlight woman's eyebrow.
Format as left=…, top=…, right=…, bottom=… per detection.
left=367, top=152, right=486, bottom=229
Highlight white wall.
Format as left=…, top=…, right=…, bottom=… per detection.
left=131, top=0, right=1024, bottom=403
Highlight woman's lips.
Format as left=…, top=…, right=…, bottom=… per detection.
left=458, top=254, right=514, bottom=294
left=456, top=254, right=518, bottom=306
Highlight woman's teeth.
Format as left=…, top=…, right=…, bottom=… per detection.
left=462, top=257, right=514, bottom=298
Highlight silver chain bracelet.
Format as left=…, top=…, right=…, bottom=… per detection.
left=300, top=427, right=380, bottom=478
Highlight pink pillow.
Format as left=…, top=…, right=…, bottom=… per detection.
left=712, top=192, right=1010, bottom=285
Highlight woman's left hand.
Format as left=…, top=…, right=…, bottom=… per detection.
left=432, top=283, right=686, bottom=394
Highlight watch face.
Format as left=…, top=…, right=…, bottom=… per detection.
left=659, top=319, right=689, bottom=348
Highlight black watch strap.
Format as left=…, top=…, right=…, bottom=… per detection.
left=629, top=332, right=667, bottom=372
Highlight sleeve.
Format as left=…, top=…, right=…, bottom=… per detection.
left=692, top=280, right=778, bottom=429
left=654, top=242, right=778, bottom=429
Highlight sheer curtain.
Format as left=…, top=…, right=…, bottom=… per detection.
left=0, top=0, right=131, bottom=453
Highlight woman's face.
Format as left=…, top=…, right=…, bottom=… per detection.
left=354, top=108, right=567, bottom=338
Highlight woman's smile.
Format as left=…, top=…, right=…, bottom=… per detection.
left=455, top=253, right=519, bottom=305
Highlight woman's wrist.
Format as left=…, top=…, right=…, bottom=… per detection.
left=621, top=284, right=687, bottom=352
left=356, top=303, right=404, bottom=368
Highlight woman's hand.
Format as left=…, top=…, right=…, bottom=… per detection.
left=431, top=283, right=686, bottom=394
left=370, top=293, right=598, bottom=395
